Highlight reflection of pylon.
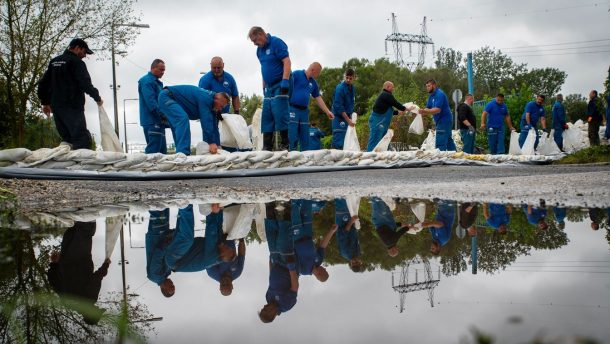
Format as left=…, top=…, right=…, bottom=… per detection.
left=391, top=257, right=441, bottom=313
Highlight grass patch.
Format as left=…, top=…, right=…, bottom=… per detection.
left=555, top=145, right=610, bottom=164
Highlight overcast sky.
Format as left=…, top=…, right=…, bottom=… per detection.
left=80, top=0, right=610, bottom=147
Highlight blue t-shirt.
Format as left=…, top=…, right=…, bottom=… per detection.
left=290, top=70, right=320, bottom=107
left=523, top=205, right=547, bottom=225
left=266, top=264, right=297, bottom=314
left=553, top=207, right=566, bottom=224
left=487, top=203, right=510, bottom=229
left=428, top=201, right=455, bottom=247
left=198, top=71, right=238, bottom=114
left=308, top=128, right=325, bottom=150
left=138, top=72, right=164, bottom=126
left=484, top=100, right=509, bottom=128
left=426, top=88, right=452, bottom=124
left=331, top=81, right=355, bottom=119
left=552, top=101, right=566, bottom=129
left=520, top=101, right=545, bottom=128
left=256, top=34, right=289, bottom=86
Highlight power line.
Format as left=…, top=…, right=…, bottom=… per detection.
left=430, top=2, right=610, bottom=22
left=500, top=38, right=610, bottom=50
left=501, top=44, right=610, bottom=54
left=504, top=269, right=610, bottom=273
left=508, top=49, right=610, bottom=57
left=513, top=260, right=610, bottom=263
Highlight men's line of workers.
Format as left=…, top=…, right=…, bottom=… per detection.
left=38, top=34, right=608, bottom=155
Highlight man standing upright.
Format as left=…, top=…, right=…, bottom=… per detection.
left=552, top=94, right=568, bottom=151
left=198, top=56, right=240, bottom=115
left=138, top=59, right=167, bottom=153
left=457, top=94, right=476, bottom=154
left=248, top=26, right=291, bottom=151
left=480, top=93, right=515, bottom=154
left=412, top=79, right=456, bottom=151
left=331, top=68, right=356, bottom=150
left=288, top=62, right=334, bottom=151
left=587, top=90, right=602, bottom=146
left=518, top=94, right=548, bottom=150
left=38, top=38, right=103, bottom=149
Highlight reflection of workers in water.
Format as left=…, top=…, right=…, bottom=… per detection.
left=47, top=221, right=110, bottom=325
left=146, top=204, right=235, bottom=298
left=259, top=201, right=298, bottom=323
left=424, top=200, right=456, bottom=255
left=484, top=203, right=512, bottom=234
left=371, top=197, right=411, bottom=257
left=291, top=199, right=337, bottom=281
left=334, top=198, right=363, bottom=272
left=458, top=202, right=479, bottom=237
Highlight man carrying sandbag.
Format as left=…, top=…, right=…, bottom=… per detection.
left=38, top=38, right=103, bottom=149
left=518, top=94, right=549, bottom=150
left=158, top=85, right=229, bottom=155
left=480, top=93, right=516, bottom=154
left=366, top=81, right=407, bottom=151
left=331, top=68, right=356, bottom=150
left=552, top=94, right=568, bottom=151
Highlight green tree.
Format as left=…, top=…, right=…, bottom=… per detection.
left=563, top=94, right=588, bottom=122
left=471, top=46, right=527, bottom=99
left=435, top=47, right=464, bottom=71
left=239, top=93, right=262, bottom=124
left=516, top=67, right=567, bottom=99
left=0, top=0, right=142, bottom=149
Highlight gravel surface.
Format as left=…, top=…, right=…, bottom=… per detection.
left=1, top=164, right=609, bottom=211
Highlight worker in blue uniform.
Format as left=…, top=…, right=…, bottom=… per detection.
left=553, top=206, right=567, bottom=230
left=371, top=197, right=411, bottom=257
left=259, top=201, right=298, bottom=323
left=291, top=199, right=337, bottom=281
left=605, top=93, right=610, bottom=141
left=552, top=94, right=568, bottom=151
left=409, top=79, right=456, bottom=151
left=366, top=81, right=407, bottom=151
left=138, top=59, right=168, bottom=154
left=519, top=94, right=548, bottom=150
left=308, top=122, right=326, bottom=150
left=288, top=62, right=334, bottom=151
left=480, top=93, right=516, bottom=154
left=248, top=26, right=292, bottom=151
left=331, top=68, right=356, bottom=149
left=157, top=85, right=229, bottom=155
left=483, top=203, right=512, bottom=234
left=334, top=198, right=363, bottom=272
left=523, top=203, right=548, bottom=230
left=145, top=208, right=174, bottom=297
left=198, top=56, right=240, bottom=115
left=424, top=200, right=456, bottom=254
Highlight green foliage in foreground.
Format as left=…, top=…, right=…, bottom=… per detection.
left=555, top=145, right=610, bottom=164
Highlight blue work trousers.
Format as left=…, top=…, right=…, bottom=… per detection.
left=262, top=82, right=289, bottom=133
left=459, top=129, right=475, bottom=154
left=487, top=126, right=505, bottom=155
left=143, top=124, right=167, bottom=154
left=165, top=205, right=195, bottom=270
left=605, top=111, right=610, bottom=139
left=435, top=118, right=457, bottom=151
left=158, top=90, right=193, bottom=155
left=553, top=127, right=564, bottom=151
left=289, top=107, right=310, bottom=151
left=366, top=108, right=393, bottom=151
left=332, top=118, right=349, bottom=149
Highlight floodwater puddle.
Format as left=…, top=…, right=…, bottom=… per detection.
left=1, top=196, right=609, bottom=343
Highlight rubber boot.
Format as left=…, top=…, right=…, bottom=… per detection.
left=263, top=132, right=274, bottom=151
left=279, top=130, right=289, bottom=151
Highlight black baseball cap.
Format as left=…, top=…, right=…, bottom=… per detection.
left=69, top=38, right=94, bottom=54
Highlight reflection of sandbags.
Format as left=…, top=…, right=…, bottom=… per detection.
left=343, top=113, right=360, bottom=151
left=521, top=129, right=536, bottom=155
left=0, top=148, right=31, bottom=162
left=254, top=203, right=266, bottom=242
left=251, top=108, right=263, bottom=151
left=219, top=114, right=254, bottom=149
left=508, top=131, right=521, bottom=155
left=105, top=216, right=123, bottom=259
left=409, top=114, right=424, bottom=135
left=372, top=129, right=394, bottom=152
left=381, top=197, right=396, bottom=211
left=345, top=196, right=361, bottom=229
left=224, top=204, right=255, bottom=240
left=536, top=132, right=561, bottom=156
left=421, top=130, right=436, bottom=151
left=410, top=202, right=426, bottom=223
left=98, top=106, right=123, bottom=152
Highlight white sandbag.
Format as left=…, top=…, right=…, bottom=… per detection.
left=520, top=128, right=537, bottom=155
left=54, top=149, right=97, bottom=162
left=98, top=106, right=123, bottom=152
left=81, top=151, right=126, bottom=165
left=410, top=202, right=426, bottom=223
left=403, top=102, right=420, bottom=115
left=0, top=148, right=31, bottom=162
left=345, top=196, right=361, bottom=229
left=105, top=216, right=123, bottom=259
left=219, top=113, right=254, bottom=149
left=21, top=145, right=70, bottom=167
left=409, top=113, right=424, bottom=135
left=508, top=131, right=521, bottom=155
left=381, top=197, right=397, bottom=212
left=114, top=152, right=148, bottom=169
left=248, top=150, right=274, bottom=163
left=372, top=129, right=394, bottom=152
left=421, top=130, right=436, bottom=151
left=251, top=108, right=264, bottom=151
left=343, top=112, right=360, bottom=151
left=536, top=132, right=561, bottom=156
left=38, top=160, right=76, bottom=169
left=196, top=141, right=210, bottom=155
left=562, top=123, right=586, bottom=152
left=226, top=204, right=256, bottom=240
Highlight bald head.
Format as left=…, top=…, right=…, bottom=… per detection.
left=383, top=81, right=395, bottom=93
left=210, top=56, right=225, bottom=77
left=306, top=61, right=323, bottom=79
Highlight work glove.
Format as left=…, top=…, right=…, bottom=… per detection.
left=467, top=125, right=475, bottom=135
left=280, top=79, right=289, bottom=95
left=159, top=112, right=170, bottom=128
left=563, top=124, right=569, bottom=130
left=543, top=127, right=551, bottom=134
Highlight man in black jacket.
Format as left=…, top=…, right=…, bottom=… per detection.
left=38, top=38, right=103, bottom=149
left=587, top=90, right=602, bottom=146
left=457, top=94, right=476, bottom=154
